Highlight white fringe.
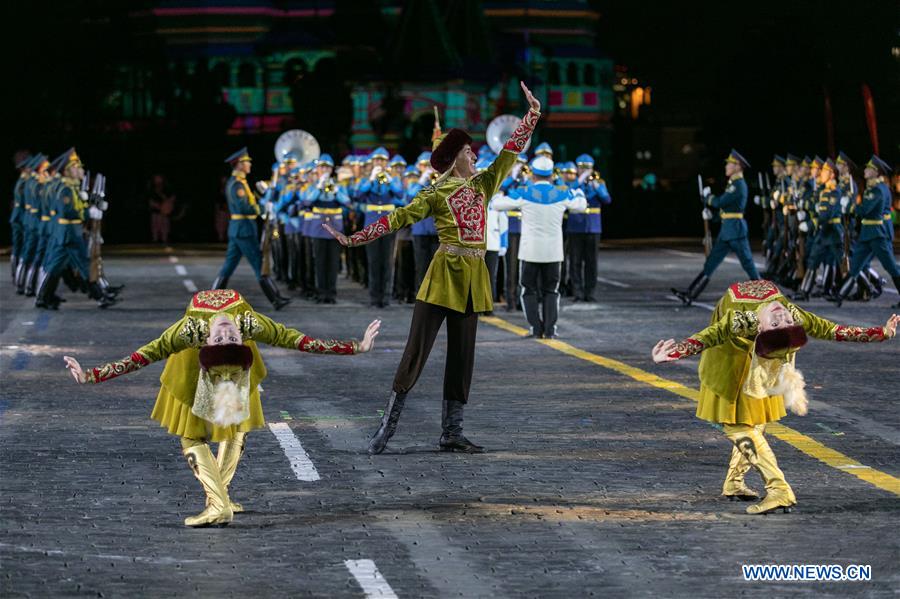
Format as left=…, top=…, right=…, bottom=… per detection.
left=212, top=380, right=246, bottom=426
left=767, top=363, right=809, bottom=416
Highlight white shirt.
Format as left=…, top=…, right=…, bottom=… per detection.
left=492, top=181, right=586, bottom=263
left=486, top=194, right=509, bottom=255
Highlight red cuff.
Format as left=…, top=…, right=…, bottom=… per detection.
left=667, top=338, right=704, bottom=360
left=503, top=109, right=540, bottom=153
left=87, top=352, right=150, bottom=383
left=833, top=326, right=886, bottom=342
left=348, top=216, right=391, bottom=246
left=297, top=336, right=358, bottom=354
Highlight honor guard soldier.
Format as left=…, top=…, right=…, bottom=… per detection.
left=796, top=159, right=843, bottom=300
left=567, top=154, right=612, bottom=302
left=16, top=154, right=49, bottom=294
left=763, top=155, right=788, bottom=276
left=836, top=151, right=883, bottom=297
left=10, top=155, right=35, bottom=283
left=673, top=149, right=761, bottom=305
left=357, top=147, right=404, bottom=307
left=411, top=152, right=440, bottom=288
left=831, top=156, right=900, bottom=307
left=36, top=149, right=116, bottom=309
left=212, top=148, right=290, bottom=310
left=303, top=154, right=350, bottom=303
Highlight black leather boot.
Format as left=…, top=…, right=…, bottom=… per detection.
left=24, top=263, right=40, bottom=296
left=892, top=276, right=900, bottom=309
left=10, top=255, right=17, bottom=283
left=829, top=276, right=858, bottom=308
left=672, top=272, right=709, bottom=306
left=88, top=282, right=118, bottom=309
left=439, top=400, right=484, bottom=453
left=99, top=277, right=124, bottom=295
left=864, top=268, right=884, bottom=299
left=211, top=276, right=229, bottom=290
left=368, top=391, right=407, bottom=455
left=794, top=268, right=816, bottom=301
left=15, top=261, right=28, bottom=294
left=259, top=276, right=290, bottom=310
left=35, top=271, right=61, bottom=310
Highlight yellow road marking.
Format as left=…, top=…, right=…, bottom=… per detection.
left=480, top=315, right=900, bottom=497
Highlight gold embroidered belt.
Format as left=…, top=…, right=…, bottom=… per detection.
left=508, top=210, right=521, bottom=217
left=230, top=214, right=257, bottom=220
left=861, top=219, right=884, bottom=225
left=313, top=207, right=343, bottom=215
left=58, top=218, right=82, bottom=225
left=365, top=204, right=395, bottom=212
left=720, top=212, right=743, bottom=219
left=584, top=207, right=601, bottom=214
left=438, top=243, right=486, bottom=258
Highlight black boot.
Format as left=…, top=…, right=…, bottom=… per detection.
left=211, top=276, right=229, bottom=290
left=88, top=282, right=118, bottom=309
left=864, top=268, right=884, bottom=299
left=99, top=277, right=124, bottom=294
left=439, top=400, right=484, bottom=453
left=671, top=273, right=709, bottom=306
left=892, top=276, right=900, bottom=309
left=794, top=268, right=816, bottom=301
left=15, top=261, right=28, bottom=294
left=35, top=271, right=61, bottom=310
left=10, top=255, right=17, bottom=283
left=829, top=276, right=859, bottom=308
left=24, top=263, right=40, bottom=297
left=368, top=391, right=406, bottom=455
left=259, top=276, right=290, bottom=310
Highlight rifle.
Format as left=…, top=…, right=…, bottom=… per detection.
left=839, top=183, right=854, bottom=278
left=260, top=198, right=276, bottom=277
left=793, top=182, right=806, bottom=280
left=698, top=174, right=712, bottom=257
left=88, top=173, right=107, bottom=284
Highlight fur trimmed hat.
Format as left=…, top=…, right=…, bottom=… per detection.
left=199, top=343, right=253, bottom=371
left=754, top=325, right=808, bottom=359
left=431, top=128, right=473, bottom=173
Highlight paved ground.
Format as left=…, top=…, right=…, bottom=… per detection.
left=1, top=242, right=898, bottom=598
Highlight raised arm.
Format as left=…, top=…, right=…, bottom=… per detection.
left=322, top=189, right=433, bottom=247
left=244, top=310, right=380, bottom=354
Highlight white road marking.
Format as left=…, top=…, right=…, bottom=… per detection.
left=665, top=295, right=715, bottom=311
left=344, top=559, right=398, bottom=599
left=596, top=275, right=631, bottom=288
left=174, top=264, right=187, bottom=276
left=168, top=256, right=179, bottom=263
left=267, top=422, right=321, bottom=481
left=182, top=279, right=198, bottom=293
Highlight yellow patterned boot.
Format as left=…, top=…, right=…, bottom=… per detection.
left=181, top=438, right=234, bottom=527
left=217, top=432, right=246, bottom=514
left=724, top=425, right=796, bottom=515
left=721, top=445, right=759, bottom=501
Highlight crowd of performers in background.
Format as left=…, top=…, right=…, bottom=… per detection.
left=673, top=150, right=899, bottom=310
left=8, top=149, right=122, bottom=310
left=218, top=142, right=611, bottom=316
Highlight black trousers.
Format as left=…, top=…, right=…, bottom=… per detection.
left=412, top=235, right=439, bottom=288
left=313, top=237, right=341, bottom=300
left=394, top=238, right=416, bottom=302
left=392, top=298, right=478, bottom=434
left=568, top=232, right=599, bottom=299
left=505, top=233, right=521, bottom=310
left=520, top=261, right=561, bottom=337
left=484, top=250, right=500, bottom=302
left=366, top=234, right=395, bottom=304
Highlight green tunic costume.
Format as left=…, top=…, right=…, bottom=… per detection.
left=668, top=280, right=892, bottom=426
left=85, top=290, right=358, bottom=441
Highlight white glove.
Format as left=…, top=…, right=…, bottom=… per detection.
left=511, top=163, right=523, bottom=180
left=753, top=195, right=761, bottom=206
left=701, top=208, right=713, bottom=221
left=702, top=186, right=711, bottom=198
left=97, top=199, right=109, bottom=212
left=255, top=180, right=269, bottom=195
left=79, top=190, right=89, bottom=201
left=369, top=166, right=382, bottom=181
left=769, top=200, right=777, bottom=210
left=840, top=196, right=850, bottom=210
left=577, top=170, right=591, bottom=184
left=797, top=210, right=806, bottom=222
left=88, top=206, right=104, bottom=220
left=418, top=171, right=430, bottom=185
left=799, top=221, right=809, bottom=233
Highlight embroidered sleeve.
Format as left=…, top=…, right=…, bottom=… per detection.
left=503, top=109, right=540, bottom=153
left=85, top=351, right=151, bottom=383
left=235, top=311, right=263, bottom=340
left=832, top=325, right=889, bottom=342
left=666, top=338, right=704, bottom=360
left=730, top=310, right=759, bottom=337
left=177, top=316, right=210, bottom=347
left=347, top=215, right=393, bottom=247
left=387, top=191, right=433, bottom=230
left=297, top=336, right=359, bottom=355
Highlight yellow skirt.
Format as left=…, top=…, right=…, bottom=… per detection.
left=150, top=387, right=266, bottom=442
left=696, top=385, right=786, bottom=426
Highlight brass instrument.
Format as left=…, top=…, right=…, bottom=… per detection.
left=486, top=114, right=533, bottom=154
left=323, top=179, right=336, bottom=194
left=274, top=129, right=320, bottom=164
left=375, top=170, right=391, bottom=185
left=430, top=171, right=440, bottom=184
left=587, top=170, right=601, bottom=183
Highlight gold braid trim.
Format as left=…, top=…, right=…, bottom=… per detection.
left=86, top=352, right=151, bottom=383
left=667, top=338, right=704, bottom=360
left=297, top=336, right=358, bottom=355
left=177, top=316, right=209, bottom=347
left=832, top=325, right=887, bottom=342
left=235, top=311, right=263, bottom=339
left=731, top=311, right=759, bottom=337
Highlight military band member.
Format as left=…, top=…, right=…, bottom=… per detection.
left=212, top=148, right=290, bottom=310
left=64, top=289, right=379, bottom=527
left=392, top=165, right=417, bottom=304
left=673, top=150, right=761, bottom=305
left=654, top=280, right=898, bottom=514
left=830, top=156, right=900, bottom=308
left=356, top=147, right=404, bottom=308
left=501, top=153, right=530, bottom=310
left=493, top=156, right=586, bottom=338
left=411, top=152, right=440, bottom=288
left=567, top=154, right=612, bottom=302
left=304, top=154, right=351, bottom=303
left=323, top=81, right=542, bottom=455
left=795, top=159, right=843, bottom=300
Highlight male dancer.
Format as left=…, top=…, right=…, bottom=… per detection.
left=64, top=289, right=379, bottom=526
left=323, top=81, right=542, bottom=454
left=654, top=280, right=897, bottom=514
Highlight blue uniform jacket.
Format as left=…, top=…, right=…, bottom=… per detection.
left=53, top=179, right=86, bottom=246
left=857, top=184, right=889, bottom=242
left=10, top=177, right=27, bottom=225
left=408, top=181, right=437, bottom=236
left=303, top=183, right=351, bottom=239
left=225, top=175, right=260, bottom=239
left=566, top=178, right=611, bottom=234
left=706, top=175, right=749, bottom=241
left=357, top=176, right=404, bottom=227
left=812, top=185, right=843, bottom=244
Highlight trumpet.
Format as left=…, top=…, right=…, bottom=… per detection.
left=323, top=178, right=336, bottom=194
left=430, top=170, right=441, bottom=184
left=587, top=170, right=602, bottom=183
left=375, top=170, right=391, bottom=185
